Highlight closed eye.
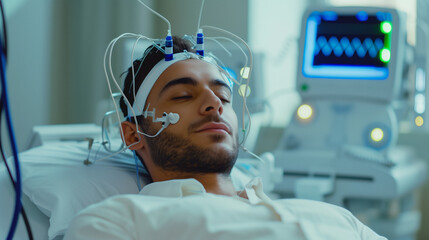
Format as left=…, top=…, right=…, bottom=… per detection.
left=220, top=98, right=231, bottom=104
left=172, top=95, right=192, bottom=101
left=217, top=92, right=231, bottom=104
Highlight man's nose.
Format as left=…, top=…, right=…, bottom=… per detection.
left=200, top=90, right=223, bottom=115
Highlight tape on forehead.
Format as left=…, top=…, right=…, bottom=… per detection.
left=129, top=52, right=232, bottom=116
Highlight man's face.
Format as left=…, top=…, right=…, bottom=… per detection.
left=141, top=59, right=239, bottom=174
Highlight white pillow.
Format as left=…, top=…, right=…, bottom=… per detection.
left=19, top=141, right=146, bottom=239
left=16, top=140, right=251, bottom=240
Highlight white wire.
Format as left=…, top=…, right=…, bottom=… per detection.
left=205, top=37, right=232, bottom=57
left=103, top=33, right=164, bottom=155
left=104, top=35, right=138, bottom=153
left=136, top=0, right=171, bottom=33
left=201, top=26, right=253, bottom=80
left=131, top=36, right=146, bottom=114
left=201, top=25, right=254, bottom=145
left=205, top=36, right=249, bottom=85
left=197, top=0, right=206, bottom=31
left=101, top=24, right=255, bottom=160
left=241, top=146, right=267, bottom=164
left=209, top=37, right=249, bottom=145
left=99, top=0, right=216, bottom=163
left=200, top=37, right=238, bottom=86
left=205, top=53, right=235, bottom=84
left=108, top=34, right=144, bottom=142
left=202, top=40, right=249, bottom=135
left=137, top=126, right=165, bottom=138
left=129, top=40, right=171, bottom=138
left=91, top=146, right=128, bottom=165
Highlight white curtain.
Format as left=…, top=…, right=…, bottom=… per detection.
left=49, top=0, right=155, bottom=125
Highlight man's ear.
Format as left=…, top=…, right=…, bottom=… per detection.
left=121, top=121, right=145, bottom=150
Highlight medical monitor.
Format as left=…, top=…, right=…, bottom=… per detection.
left=297, top=7, right=406, bottom=102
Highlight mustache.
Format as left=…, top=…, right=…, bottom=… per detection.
left=188, top=114, right=232, bottom=133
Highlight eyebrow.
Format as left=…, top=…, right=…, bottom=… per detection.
left=160, top=77, right=231, bottom=96
left=160, top=77, right=197, bottom=96
left=210, top=79, right=232, bottom=93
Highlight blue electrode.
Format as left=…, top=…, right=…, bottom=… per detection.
left=196, top=29, right=204, bottom=57
left=165, top=31, right=173, bottom=61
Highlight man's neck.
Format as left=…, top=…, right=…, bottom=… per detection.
left=152, top=171, right=237, bottom=197
left=194, top=173, right=237, bottom=196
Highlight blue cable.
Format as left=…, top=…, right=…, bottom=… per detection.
left=0, top=37, right=22, bottom=240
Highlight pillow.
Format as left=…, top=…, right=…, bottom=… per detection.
left=19, top=140, right=146, bottom=239
left=16, top=140, right=252, bottom=240
left=0, top=172, right=50, bottom=240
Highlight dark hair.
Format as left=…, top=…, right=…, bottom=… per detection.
left=119, top=36, right=195, bottom=118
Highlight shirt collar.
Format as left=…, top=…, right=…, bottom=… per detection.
left=140, top=178, right=294, bottom=223
left=241, top=177, right=272, bottom=204
left=139, top=177, right=266, bottom=204
left=140, top=178, right=206, bottom=197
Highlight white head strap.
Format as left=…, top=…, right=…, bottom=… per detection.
left=129, top=51, right=232, bottom=117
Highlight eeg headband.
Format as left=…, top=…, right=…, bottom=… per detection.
left=129, top=51, right=233, bottom=117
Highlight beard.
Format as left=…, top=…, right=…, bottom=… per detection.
left=143, top=115, right=239, bottom=175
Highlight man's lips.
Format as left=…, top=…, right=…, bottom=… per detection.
left=195, top=122, right=231, bottom=134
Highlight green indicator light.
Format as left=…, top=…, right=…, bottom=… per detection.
left=301, top=84, right=309, bottom=92
left=380, top=21, right=392, bottom=34
left=380, top=48, right=391, bottom=62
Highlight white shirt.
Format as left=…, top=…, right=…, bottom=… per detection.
left=64, top=178, right=386, bottom=240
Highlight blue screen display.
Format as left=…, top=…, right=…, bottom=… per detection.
left=302, top=11, right=392, bottom=80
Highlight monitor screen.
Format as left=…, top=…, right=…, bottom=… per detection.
left=302, top=11, right=393, bottom=80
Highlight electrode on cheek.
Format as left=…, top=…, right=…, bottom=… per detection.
left=138, top=107, right=181, bottom=137
left=167, top=112, right=180, bottom=124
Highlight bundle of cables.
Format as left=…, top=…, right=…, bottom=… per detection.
left=0, top=0, right=33, bottom=239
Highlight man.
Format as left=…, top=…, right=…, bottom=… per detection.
left=64, top=37, right=386, bottom=240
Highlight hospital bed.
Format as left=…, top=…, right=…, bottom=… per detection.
left=0, top=124, right=264, bottom=240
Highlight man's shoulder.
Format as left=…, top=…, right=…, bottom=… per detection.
left=274, top=198, right=348, bottom=211
left=272, top=198, right=356, bottom=221
left=273, top=198, right=387, bottom=239
left=69, top=193, right=166, bottom=223
left=68, top=194, right=163, bottom=230
left=77, top=194, right=144, bottom=216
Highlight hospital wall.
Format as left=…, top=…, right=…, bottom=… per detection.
left=48, top=0, right=157, bottom=125
left=2, top=0, right=249, bottom=153
left=3, top=0, right=157, bottom=151
left=154, top=0, right=248, bottom=40
left=2, top=0, right=53, bottom=150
